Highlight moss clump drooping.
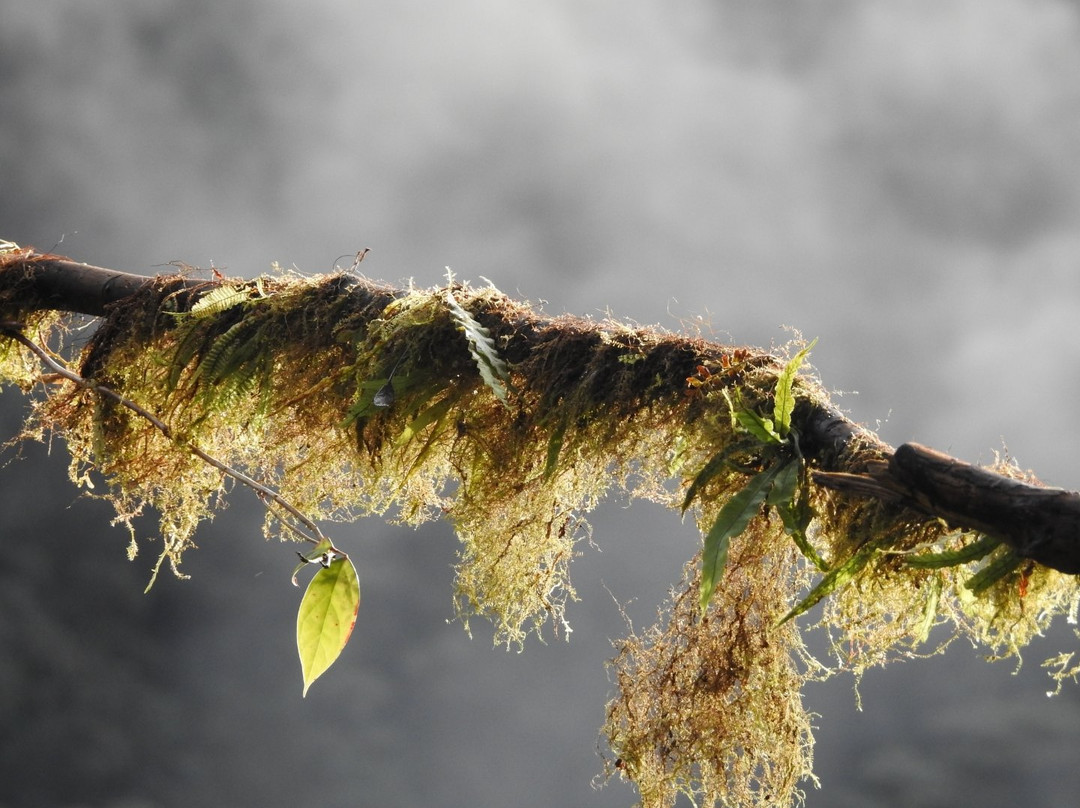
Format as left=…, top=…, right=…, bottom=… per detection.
left=2, top=253, right=1078, bottom=807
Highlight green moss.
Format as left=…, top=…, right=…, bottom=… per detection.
left=2, top=261, right=1078, bottom=807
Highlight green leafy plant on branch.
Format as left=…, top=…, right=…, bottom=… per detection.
left=1, top=242, right=1079, bottom=808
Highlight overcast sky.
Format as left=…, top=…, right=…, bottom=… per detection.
left=3, top=1, right=1080, bottom=806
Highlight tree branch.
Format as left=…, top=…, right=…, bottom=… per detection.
left=814, top=443, right=1080, bottom=573
left=2, top=244, right=1078, bottom=574
left=0, top=248, right=206, bottom=317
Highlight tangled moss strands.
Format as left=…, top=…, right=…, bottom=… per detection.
left=606, top=548, right=818, bottom=808
left=2, top=245, right=1080, bottom=806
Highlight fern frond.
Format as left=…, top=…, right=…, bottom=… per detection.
left=445, top=288, right=513, bottom=408
left=190, top=284, right=253, bottom=317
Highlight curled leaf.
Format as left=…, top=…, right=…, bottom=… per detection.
left=373, top=354, right=406, bottom=408
left=372, top=380, right=396, bottom=408
left=291, top=536, right=340, bottom=586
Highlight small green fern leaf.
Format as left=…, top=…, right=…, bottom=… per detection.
left=209, top=350, right=271, bottom=413
left=773, top=337, right=817, bottom=438
left=167, top=319, right=213, bottom=391
left=179, top=320, right=275, bottom=416
left=195, top=322, right=241, bottom=385
left=446, top=287, right=513, bottom=408
left=190, top=284, right=253, bottom=318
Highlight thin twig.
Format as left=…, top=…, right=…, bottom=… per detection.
left=1, top=321, right=336, bottom=550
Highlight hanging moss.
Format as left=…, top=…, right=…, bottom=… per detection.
left=2, top=252, right=1078, bottom=808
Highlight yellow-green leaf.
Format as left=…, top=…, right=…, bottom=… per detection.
left=395, top=394, right=455, bottom=446
left=189, top=283, right=251, bottom=317
left=297, top=557, right=360, bottom=696
left=700, top=462, right=781, bottom=612
left=773, top=337, right=817, bottom=438
left=734, top=407, right=783, bottom=445
left=914, top=573, right=943, bottom=645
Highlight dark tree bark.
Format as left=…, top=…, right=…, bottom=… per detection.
left=0, top=253, right=200, bottom=317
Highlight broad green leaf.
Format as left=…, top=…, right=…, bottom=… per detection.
left=905, top=533, right=1000, bottom=569
left=722, top=387, right=781, bottom=443
left=765, top=457, right=800, bottom=509
left=700, top=462, right=782, bottom=612
left=779, top=540, right=879, bottom=625
left=297, top=557, right=360, bottom=696
left=965, top=547, right=1022, bottom=594
left=773, top=337, right=817, bottom=438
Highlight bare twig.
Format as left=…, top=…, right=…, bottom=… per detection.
left=0, top=321, right=341, bottom=554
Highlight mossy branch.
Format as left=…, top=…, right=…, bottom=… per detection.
left=3, top=245, right=1077, bottom=573
left=2, top=242, right=1078, bottom=807
left=0, top=321, right=345, bottom=577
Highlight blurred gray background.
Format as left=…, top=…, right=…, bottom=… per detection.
left=3, top=1, right=1080, bottom=806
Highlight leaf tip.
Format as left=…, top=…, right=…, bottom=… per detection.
left=699, top=583, right=715, bottom=615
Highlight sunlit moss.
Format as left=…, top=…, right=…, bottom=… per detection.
left=2, top=260, right=1078, bottom=807
left=605, top=535, right=817, bottom=808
